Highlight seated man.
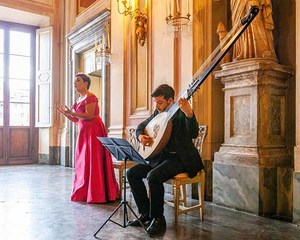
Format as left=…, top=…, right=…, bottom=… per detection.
left=127, top=84, right=204, bottom=236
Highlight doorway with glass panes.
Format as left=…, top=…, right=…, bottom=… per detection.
left=0, top=21, right=38, bottom=165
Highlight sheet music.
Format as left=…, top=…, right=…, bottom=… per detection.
left=98, top=137, right=148, bottom=165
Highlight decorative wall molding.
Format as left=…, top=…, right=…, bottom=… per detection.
left=73, top=0, right=110, bottom=30
left=68, top=10, right=110, bottom=54
left=108, top=125, right=124, bottom=139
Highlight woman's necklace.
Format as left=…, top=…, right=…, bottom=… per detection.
left=77, top=91, right=89, bottom=102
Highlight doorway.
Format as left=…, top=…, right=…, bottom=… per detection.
left=0, top=21, right=38, bottom=165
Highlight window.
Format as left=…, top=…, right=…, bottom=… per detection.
left=0, top=21, right=36, bottom=127
left=9, top=31, right=31, bottom=126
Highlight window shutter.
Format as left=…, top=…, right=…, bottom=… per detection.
left=35, top=27, right=52, bottom=127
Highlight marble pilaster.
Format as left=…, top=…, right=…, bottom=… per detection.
left=214, top=59, right=294, bottom=218
left=38, top=147, right=69, bottom=166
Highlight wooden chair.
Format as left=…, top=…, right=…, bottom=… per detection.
left=113, top=128, right=137, bottom=196
left=164, top=125, right=207, bottom=225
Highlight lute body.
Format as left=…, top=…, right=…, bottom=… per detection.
left=138, top=112, right=173, bottom=159
left=138, top=6, right=259, bottom=160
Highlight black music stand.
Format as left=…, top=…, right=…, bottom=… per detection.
left=94, top=137, right=148, bottom=238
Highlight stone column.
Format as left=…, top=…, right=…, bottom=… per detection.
left=214, top=59, right=293, bottom=217
left=100, top=63, right=111, bottom=128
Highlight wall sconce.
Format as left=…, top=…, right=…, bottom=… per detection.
left=95, top=22, right=112, bottom=66
left=117, top=0, right=148, bottom=46
left=165, top=0, right=191, bottom=37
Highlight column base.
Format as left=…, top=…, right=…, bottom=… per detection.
left=213, top=155, right=293, bottom=219
left=213, top=161, right=260, bottom=214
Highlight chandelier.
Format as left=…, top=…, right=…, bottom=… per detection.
left=95, top=23, right=111, bottom=66
left=165, top=0, right=191, bottom=37
left=117, top=0, right=148, bottom=46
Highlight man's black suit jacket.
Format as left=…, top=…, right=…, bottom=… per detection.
left=136, top=108, right=204, bottom=178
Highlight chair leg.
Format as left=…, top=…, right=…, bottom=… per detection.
left=174, top=183, right=180, bottom=225
left=198, top=172, right=205, bottom=220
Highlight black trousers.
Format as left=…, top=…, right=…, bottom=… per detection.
left=127, top=154, right=185, bottom=218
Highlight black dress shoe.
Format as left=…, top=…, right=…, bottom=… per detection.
left=128, top=213, right=151, bottom=227
left=147, top=216, right=166, bottom=236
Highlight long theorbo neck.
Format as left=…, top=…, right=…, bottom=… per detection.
left=164, top=5, right=259, bottom=123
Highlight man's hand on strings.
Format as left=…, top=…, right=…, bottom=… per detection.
left=139, top=134, right=153, bottom=146
left=178, top=98, right=194, bottom=118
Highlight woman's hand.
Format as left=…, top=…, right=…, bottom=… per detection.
left=56, top=104, right=73, bottom=117
left=178, top=98, right=193, bottom=118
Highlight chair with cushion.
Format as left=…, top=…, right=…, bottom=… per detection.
left=164, top=125, right=207, bottom=225
left=113, top=128, right=137, bottom=196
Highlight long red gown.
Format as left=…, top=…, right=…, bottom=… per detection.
left=70, top=94, right=119, bottom=203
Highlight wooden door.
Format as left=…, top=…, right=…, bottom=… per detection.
left=0, top=21, right=38, bottom=165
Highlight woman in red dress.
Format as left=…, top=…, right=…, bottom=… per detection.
left=57, top=73, right=119, bottom=203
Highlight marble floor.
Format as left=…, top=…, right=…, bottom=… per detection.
left=0, top=165, right=300, bottom=240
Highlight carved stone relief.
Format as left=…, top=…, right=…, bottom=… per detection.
left=230, top=95, right=251, bottom=137
left=270, top=95, right=283, bottom=136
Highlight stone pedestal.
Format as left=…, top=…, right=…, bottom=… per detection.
left=213, top=59, right=294, bottom=218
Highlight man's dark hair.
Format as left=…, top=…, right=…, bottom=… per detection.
left=76, top=73, right=91, bottom=89
left=151, top=84, right=175, bottom=100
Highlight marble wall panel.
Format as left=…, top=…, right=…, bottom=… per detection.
left=59, top=147, right=70, bottom=167
left=39, top=147, right=64, bottom=165
left=49, top=146, right=60, bottom=165
left=164, top=183, right=173, bottom=195
left=38, top=154, right=49, bottom=164
left=213, top=162, right=259, bottom=213
left=293, top=172, right=300, bottom=225
left=191, top=159, right=213, bottom=201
